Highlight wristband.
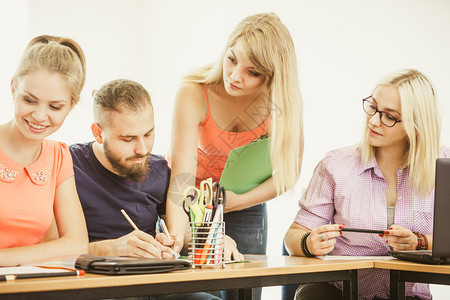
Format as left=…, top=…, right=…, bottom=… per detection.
left=414, top=232, right=428, bottom=250
left=300, top=232, right=315, bottom=257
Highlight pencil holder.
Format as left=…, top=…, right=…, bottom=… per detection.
left=188, top=221, right=225, bottom=268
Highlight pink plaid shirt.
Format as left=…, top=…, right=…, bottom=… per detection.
left=295, top=146, right=450, bottom=300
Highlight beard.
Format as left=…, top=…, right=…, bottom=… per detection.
left=103, top=140, right=150, bottom=182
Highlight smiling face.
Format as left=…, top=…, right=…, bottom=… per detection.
left=366, top=84, right=408, bottom=152
left=11, top=70, right=73, bottom=143
left=94, top=104, right=155, bottom=182
left=222, top=41, right=267, bottom=98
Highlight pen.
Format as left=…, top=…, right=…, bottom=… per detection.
left=340, top=228, right=384, bottom=234
left=120, top=209, right=139, bottom=231
left=160, top=218, right=179, bottom=259
left=199, top=204, right=224, bottom=265
left=202, top=205, right=213, bottom=223
left=0, top=270, right=85, bottom=281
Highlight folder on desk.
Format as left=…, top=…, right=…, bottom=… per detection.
left=75, top=254, right=190, bottom=275
left=219, top=136, right=272, bottom=194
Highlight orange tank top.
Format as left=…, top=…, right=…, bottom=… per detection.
left=196, top=84, right=269, bottom=186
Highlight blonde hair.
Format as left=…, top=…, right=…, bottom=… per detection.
left=13, top=35, right=86, bottom=105
left=184, top=12, right=303, bottom=194
left=360, top=69, right=441, bottom=195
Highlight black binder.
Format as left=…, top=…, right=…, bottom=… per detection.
left=75, top=254, right=191, bottom=275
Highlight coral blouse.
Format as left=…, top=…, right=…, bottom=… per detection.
left=196, top=84, right=269, bottom=186
left=0, top=140, right=74, bottom=248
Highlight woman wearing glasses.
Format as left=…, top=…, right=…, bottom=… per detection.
left=285, top=69, right=449, bottom=299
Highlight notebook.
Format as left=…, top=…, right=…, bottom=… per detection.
left=388, top=158, right=450, bottom=265
left=75, top=254, right=191, bottom=275
left=219, top=136, right=272, bottom=194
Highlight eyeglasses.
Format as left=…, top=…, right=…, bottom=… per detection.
left=362, top=96, right=402, bottom=127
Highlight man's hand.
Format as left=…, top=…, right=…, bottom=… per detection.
left=112, top=230, right=174, bottom=258
left=155, top=232, right=182, bottom=259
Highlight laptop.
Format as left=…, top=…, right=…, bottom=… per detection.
left=75, top=254, right=191, bottom=275
left=388, top=158, right=450, bottom=265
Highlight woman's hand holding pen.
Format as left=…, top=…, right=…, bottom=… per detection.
left=308, top=224, right=343, bottom=256
left=379, top=224, right=418, bottom=251
left=113, top=230, right=175, bottom=259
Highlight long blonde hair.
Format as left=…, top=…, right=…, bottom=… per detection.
left=13, top=35, right=86, bottom=105
left=184, top=12, right=303, bottom=194
left=360, top=69, right=440, bottom=195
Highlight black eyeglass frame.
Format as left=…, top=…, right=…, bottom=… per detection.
left=362, top=96, right=402, bottom=128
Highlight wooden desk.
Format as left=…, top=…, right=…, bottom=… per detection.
left=374, top=260, right=450, bottom=300
left=0, top=255, right=371, bottom=300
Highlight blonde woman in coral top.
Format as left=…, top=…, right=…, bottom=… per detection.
left=167, top=13, right=304, bottom=277
left=0, top=35, right=88, bottom=266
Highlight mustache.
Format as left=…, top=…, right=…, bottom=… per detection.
left=126, top=153, right=150, bottom=160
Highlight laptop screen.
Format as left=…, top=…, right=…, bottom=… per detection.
left=432, top=158, right=450, bottom=259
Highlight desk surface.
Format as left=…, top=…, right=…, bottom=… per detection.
left=0, top=255, right=372, bottom=295
left=375, top=259, right=450, bottom=300
left=374, top=259, right=450, bottom=275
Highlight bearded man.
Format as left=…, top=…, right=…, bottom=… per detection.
left=70, top=79, right=177, bottom=258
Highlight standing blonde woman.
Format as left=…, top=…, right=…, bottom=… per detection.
left=167, top=9, right=303, bottom=274
left=0, top=35, right=88, bottom=266
left=285, top=69, right=448, bottom=300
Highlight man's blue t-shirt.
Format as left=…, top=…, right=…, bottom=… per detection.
left=70, top=142, right=170, bottom=242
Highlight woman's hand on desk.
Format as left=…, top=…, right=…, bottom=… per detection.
left=308, top=224, right=343, bottom=256
left=224, top=235, right=245, bottom=261
left=380, top=224, right=418, bottom=251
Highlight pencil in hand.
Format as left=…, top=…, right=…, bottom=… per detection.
left=120, top=209, right=139, bottom=231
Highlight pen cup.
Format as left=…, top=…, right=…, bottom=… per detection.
left=188, top=221, right=225, bottom=268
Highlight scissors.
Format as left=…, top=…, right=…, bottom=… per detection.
left=182, top=178, right=215, bottom=225
left=213, top=182, right=226, bottom=205
left=199, top=178, right=214, bottom=209
left=211, top=182, right=226, bottom=221
left=183, top=187, right=204, bottom=225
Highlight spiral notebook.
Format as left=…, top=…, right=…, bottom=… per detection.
left=388, top=158, right=450, bottom=265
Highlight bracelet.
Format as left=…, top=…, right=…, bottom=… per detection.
left=414, top=232, right=428, bottom=250
left=300, top=232, right=315, bottom=257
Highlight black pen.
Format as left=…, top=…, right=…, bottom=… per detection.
left=340, top=228, right=384, bottom=234
left=0, top=270, right=85, bottom=281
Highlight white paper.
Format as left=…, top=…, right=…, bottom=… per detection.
left=0, top=255, right=78, bottom=275
left=0, top=266, right=69, bottom=275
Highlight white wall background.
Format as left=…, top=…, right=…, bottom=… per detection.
left=1, top=1, right=450, bottom=298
